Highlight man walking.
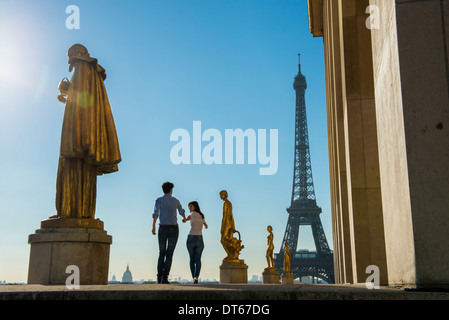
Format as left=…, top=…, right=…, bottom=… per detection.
left=152, top=182, right=186, bottom=284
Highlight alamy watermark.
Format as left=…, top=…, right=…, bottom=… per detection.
left=64, top=4, right=380, bottom=31
left=65, top=265, right=80, bottom=289
left=365, top=265, right=380, bottom=289
left=66, top=5, right=80, bottom=30
left=366, top=5, right=380, bottom=30
left=170, top=121, right=279, bottom=175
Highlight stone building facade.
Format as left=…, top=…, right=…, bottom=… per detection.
left=307, top=0, right=449, bottom=288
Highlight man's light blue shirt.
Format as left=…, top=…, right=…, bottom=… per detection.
left=153, top=193, right=185, bottom=225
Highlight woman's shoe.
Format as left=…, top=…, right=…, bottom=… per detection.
left=194, top=277, right=199, bottom=284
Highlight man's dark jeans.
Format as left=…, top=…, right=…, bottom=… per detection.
left=157, top=225, right=179, bottom=282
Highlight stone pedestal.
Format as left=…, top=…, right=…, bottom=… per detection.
left=27, top=219, right=112, bottom=285
left=219, top=259, right=248, bottom=284
left=40, top=217, right=104, bottom=229
left=281, top=272, right=294, bottom=285
left=262, top=268, right=280, bottom=284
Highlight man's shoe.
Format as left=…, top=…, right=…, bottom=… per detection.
left=162, top=278, right=170, bottom=284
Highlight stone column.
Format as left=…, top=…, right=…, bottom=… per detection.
left=371, top=0, right=449, bottom=288
left=316, top=0, right=389, bottom=285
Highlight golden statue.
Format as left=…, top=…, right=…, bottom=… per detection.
left=49, top=44, right=121, bottom=225
left=265, top=226, right=275, bottom=270
left=219, top=190, right=244, bottom=261
left=283, top=241, right=291, bottom=274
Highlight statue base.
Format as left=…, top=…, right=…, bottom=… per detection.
left=41, top=217, right=104, bottom=229
left=281, top=272, right=294, bottom=285
left=262, top=268, right=280, bottom=284
left=27, top=220, right=112, bottom=285
left=219, top=259, right=248, bottom=284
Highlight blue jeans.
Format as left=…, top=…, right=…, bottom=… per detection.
left=157, top=225, right=179, bottom=281
left=186, top=235, right=204, bottom=279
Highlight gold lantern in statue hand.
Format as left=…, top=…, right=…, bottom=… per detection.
left=57, top=77, right=71, bottom=103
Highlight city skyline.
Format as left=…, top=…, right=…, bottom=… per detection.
left=105, top=263, right=320, bottom=285
left=0, top=0, right=330, bottom=283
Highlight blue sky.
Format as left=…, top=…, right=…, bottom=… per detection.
left=0, top=0, right=330, bottom=283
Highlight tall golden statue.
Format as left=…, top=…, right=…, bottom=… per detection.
left=265, top=226, right=275, bottom=270
left=219, top=190, right=244, bottom=261
left=28, top=44, right=118, bottom=286
left=50, top=44, right=121, bottom=224
left=283, top=241, right=291, bottom=274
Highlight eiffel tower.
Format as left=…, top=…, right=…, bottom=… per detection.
left=274, top=54, right=334, bottom=284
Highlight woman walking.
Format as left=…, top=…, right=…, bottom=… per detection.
left=183, top=201, right=208, bottom=284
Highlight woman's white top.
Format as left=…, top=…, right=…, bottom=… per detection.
left=188, top=211, right=206, bottom=236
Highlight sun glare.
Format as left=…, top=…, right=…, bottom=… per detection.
left=0, top=10, right=48, bottom=132
left=0, top=4, right=42, bottom=90
left=0, top=44, right=26, bottom=85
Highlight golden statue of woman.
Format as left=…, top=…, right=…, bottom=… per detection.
left=220, top=190, right=235, bottom=243
left=219, top=190, right=244, bottom=261
left=283, top=241, right=291, bottom=274
left=52, top=44, right=121, bottom=221
left=265, top=226, right=275, bottom=270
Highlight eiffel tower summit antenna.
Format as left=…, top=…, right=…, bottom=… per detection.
left=274, top=54, right=334, bottom=284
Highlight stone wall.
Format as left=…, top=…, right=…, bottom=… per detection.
left=395, top=0, right=449, bottom=287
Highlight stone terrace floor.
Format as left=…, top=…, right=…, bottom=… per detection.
left=1, top=283, right=449, bottom=300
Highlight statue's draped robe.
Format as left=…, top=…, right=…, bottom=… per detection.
left=220, top=200, right=235, bottom=241
left=284, top=247, right=291, bottom=273
left=56, top=59, right=121, bottom=219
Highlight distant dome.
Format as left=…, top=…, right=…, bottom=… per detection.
left=122, top=264, right=133, bottom=284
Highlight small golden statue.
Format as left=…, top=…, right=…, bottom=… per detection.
left=262, top=225, right=280, bottom=284
left=47, top=44, right=121, bottom=227
left=280, top=241, right=294, bottom=284
left=283, top=241, right=291, bottom=274
left=265, top=225, right=275, bottom=270
left=220, top=190, right=244, bottom=262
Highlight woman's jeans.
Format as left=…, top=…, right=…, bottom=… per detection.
left=186, top=235, right=204, bottom=279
